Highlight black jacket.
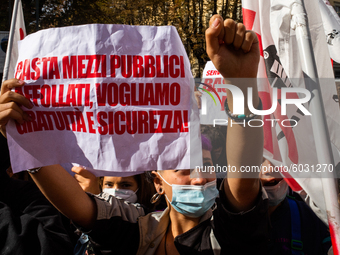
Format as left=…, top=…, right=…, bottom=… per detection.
left=0, top=170, right=74, bottom=255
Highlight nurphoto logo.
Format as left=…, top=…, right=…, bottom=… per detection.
left=197, top=80, right=312, bottom=128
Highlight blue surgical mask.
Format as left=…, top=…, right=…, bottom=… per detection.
left=159, top=174, right=219, bottom=218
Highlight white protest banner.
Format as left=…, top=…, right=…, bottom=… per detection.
left=199, top=61, right=228, bottom=126
left=6, top=24, right=202, bottom=176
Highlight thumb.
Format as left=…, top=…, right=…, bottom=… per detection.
left=205, top=15, right=224, bottom=60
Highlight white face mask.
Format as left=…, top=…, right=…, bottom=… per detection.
left=102, top=188, right=138, bottom=203
left=264, top=180, right=289, bottom=207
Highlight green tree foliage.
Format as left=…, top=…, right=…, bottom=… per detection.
left=1, top=0, right=47, bottom=33
left=1, top=0, right=242, bottom=77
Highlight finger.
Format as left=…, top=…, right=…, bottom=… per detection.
left=241, top=31, right=259, bottom=53
left=209, top=14, right=225, bottom=43
left=233, top=23, right=246, bottom=50
left=0, top=107, right=26, bottom=125
left=0, top=90, right=33, bottom=109
left=74, top=173, right=86, bottom=181
left=1, top=79, right=25, bottom=95
left=73, top=173, right=81, bottom=181
left=0, top=101, right=30, bottom=120
left=206, top=15, right=224, bottom=59
left=0, top=101, right=23, bottom=114
left=223, top=19, right=237, bottom=45
left=0, top=101, right=30, bottom=124
left=72, top=166, right=96, bottom=179
left=71, top=166, right=86, bottom=174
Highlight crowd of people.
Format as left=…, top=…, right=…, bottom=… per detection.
left=0, top=15, right=333, bottom=255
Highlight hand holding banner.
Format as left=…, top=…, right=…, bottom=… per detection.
left=4, top=24, right=202, bottom=175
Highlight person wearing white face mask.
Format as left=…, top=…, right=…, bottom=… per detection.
left=71, top=172, right=161, bottom=255
left=260, top=159, right=332, bottom=255
left=101, top=175, right=141, bottom=204
left=71, top=166, right=162, bottom=211
left=0, top=16, right=268, bottom=255
left=101, top=175, right=157, bottom=208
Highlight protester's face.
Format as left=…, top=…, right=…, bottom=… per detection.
left=102, top=176, right=138, bottom=192
left=259, top=158, right=283, bottom=186
left=154, top=149, right=216, bottom=202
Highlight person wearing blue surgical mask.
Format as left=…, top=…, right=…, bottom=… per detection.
left=147, top=134, right=218, bottom=220
left=139, top=132, right=263, bottom=255
left=144, top=138, right=219, bottom=254
left=1, top=16, right=269, bottom=254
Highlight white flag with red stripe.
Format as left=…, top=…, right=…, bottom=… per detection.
left=318, top=0, right=340, bottom=64
left=199, top=61, right=228, bottom=125
left=242, top=0, right=340, bottom=240
left=2, top=0, right=26, bottom=81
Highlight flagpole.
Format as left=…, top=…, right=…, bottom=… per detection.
left=2, top=0, right=20, bottom=83
left=292, top=1, right=340, bottom=253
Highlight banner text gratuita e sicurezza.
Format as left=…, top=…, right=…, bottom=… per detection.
left=13, top=54, right=190, bottom=135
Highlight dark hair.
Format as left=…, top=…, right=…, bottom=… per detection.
left=200, top=124, right=227, bottom=166
left=145, top=171, right=156, bottom=183
left=134, top=173, right=158, bottom=211
left=143, top=171, right=167, bottom=211
left=200, top=125, right=226, bottom=149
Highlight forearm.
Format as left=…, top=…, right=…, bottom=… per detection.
left=225, top=80, right=263, bottom=212
left=29, top=164, right=97, bottom=228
